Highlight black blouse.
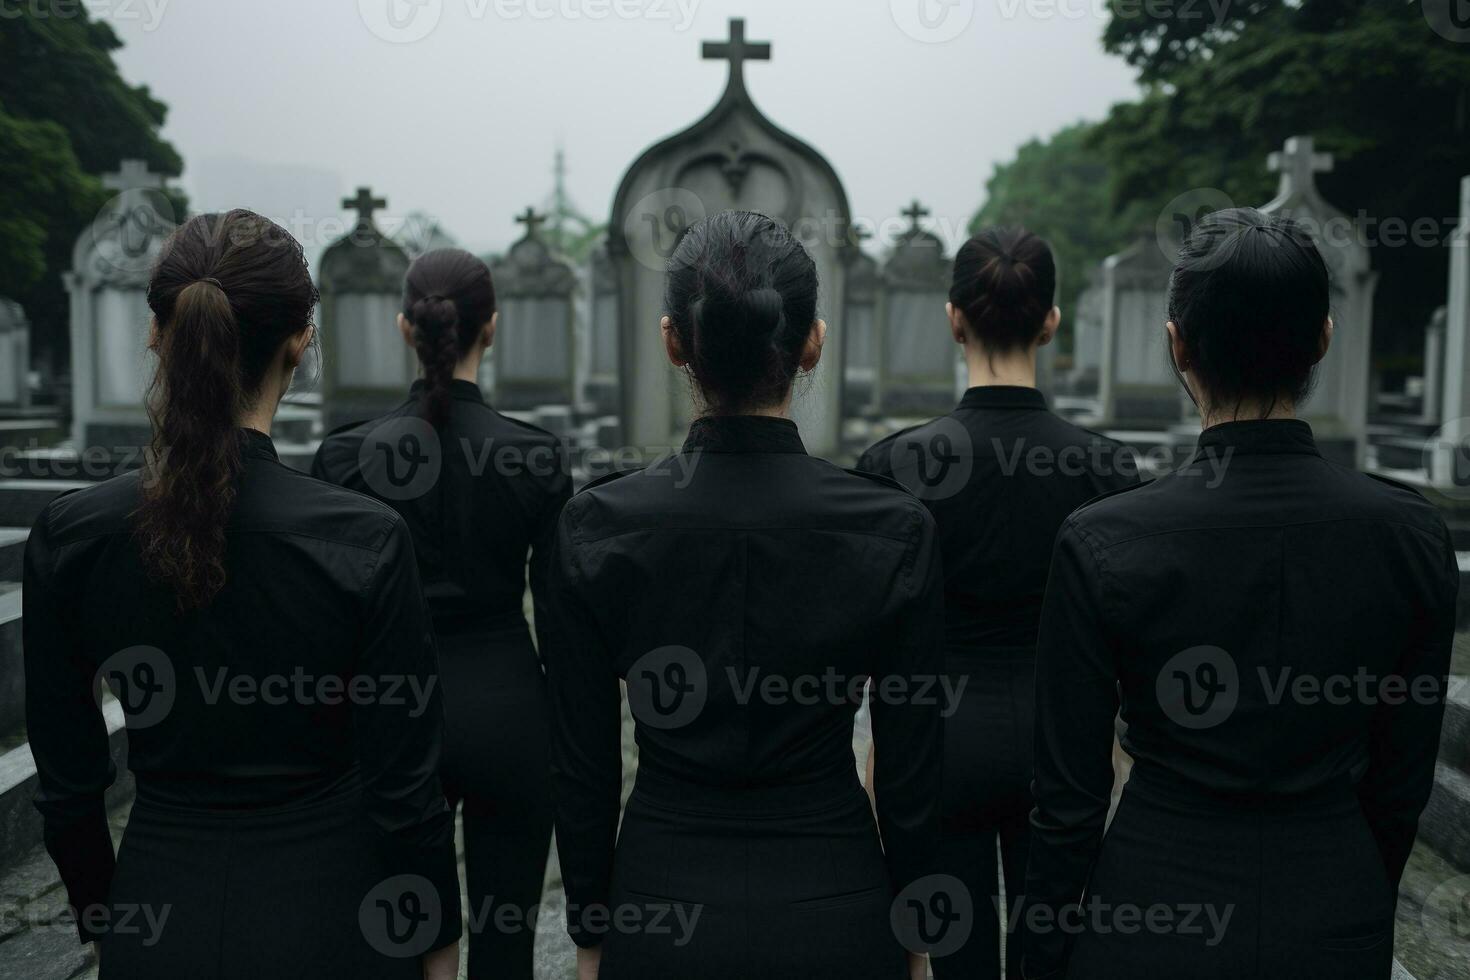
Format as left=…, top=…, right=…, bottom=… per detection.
left=546, top=415, right=945, bottom=945
left=312, top=380, right=571, bottom=641
left=24, top=430, right=460, bottom=947
left=1022, top=419, right=1459, bottom=978
left=859, top=385, right=1139, bottom=652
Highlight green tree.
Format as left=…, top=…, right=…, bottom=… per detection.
left=1091, top=0, right=1470, bottom=355
left=971, top=122, right=1135, bottom=352
left=0, top=11, right=184, bottom=376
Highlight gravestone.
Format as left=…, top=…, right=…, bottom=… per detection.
left=1421, top=306, right=1447, bottom=427
left=877, top=201, right=955, bottom=417
left=65, top=160, right=177, bottom=452
left=1260, top=136, right=1376, bottom=467
left=1098, top=234, right=1181, bottom=428
left=609, top=18, right=853, bottom=456
left=841, top=225, right=881, bottom=418
left=316, top=187, right=414, bottom=431
left=1067, top=268, right=1106, bottom=395
left=487, top=208, right=578, bottom=410
left=0, top=301, right=30, bottom=410
left=1431, top=177, right=1470, bottom=493
left=583, top=240, right=620, bottom=416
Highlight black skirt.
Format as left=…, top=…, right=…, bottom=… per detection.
left=600, top=768, right=909, bottom=980
left=1066, top=763, right=1396, bottom=979
left=100, top=781, right=424, bottom=980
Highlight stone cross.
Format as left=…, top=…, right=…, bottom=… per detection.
left=903, top=200, right=932, bottom=231
left=516, top=206, right=548, bottom=239
left=1268, top=136, right=1334, bottom=200
left=343, top=186, right=387, bottom=228
left=703, top=18, right=771, bottom=89
left=102, top=159, right=165, bottom=193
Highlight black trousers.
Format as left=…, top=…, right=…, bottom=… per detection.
left=101, top=783, right=420, bottom=980
left=1066, top=763, right=1396, bottom=979
left=438, top=627, right=553, bottom=980
left=931, top=653, right=1035, bottom=980
left=600, top=769, right=910, bottom=980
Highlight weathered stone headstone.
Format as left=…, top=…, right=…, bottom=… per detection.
left=841, top=225, right=880, bottom=418
left=583, top=240, right=620, bottom=416
left=0, top=301, right=30, bottom=410
left=316, top=187, right=414, bottom=431
left=488, top=208, right=577, bottom=411
left=609, top=18, right=853, bottom=456
left=1098, top=234, right=1180, bottom=428
left=1430, top=176, right=1470, bottom=492
left=65, top=160, right=176, bottom=452
left=1260, top=136, right=1376, bottom=466
left=877, top=201, right=954, bottom=418
left=1421, top=306, right=1447, bottom=427
left=1067, top=267, right=1106, bottom=395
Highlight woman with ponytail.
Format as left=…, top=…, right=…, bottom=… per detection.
left=546, top=211, right=944, bottom=980
left=314, top=248, right=570, bottom=980
left=858, top=227, right=1138, bottom=980
left=24, top=210, right=461, bottom=979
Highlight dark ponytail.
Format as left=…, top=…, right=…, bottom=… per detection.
left=949, top=227, right=1056, bottom=351
left=402, top=249, right=496, bottom=428
left=137, top=210, right=316, bottom=611
left=665, top=211, right=818, bottom=415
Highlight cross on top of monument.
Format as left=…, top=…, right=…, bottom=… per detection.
left=344, top=187, right=387, bottom=228
left=903, top=200, right=932, bottom=230
left=703, top=18, right=771, bottom=91
left=103, top=159, right=166, bottom=193
left=516, top=206, right=548, bottom=239
left=1268, top=136, right=1333, bottom=200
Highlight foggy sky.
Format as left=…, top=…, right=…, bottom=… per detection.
left=103, top=0, right=1139, bottom=256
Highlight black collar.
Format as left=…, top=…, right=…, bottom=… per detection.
left=409, top=378, right=487, bottom=405
left=239, top=428, right=279, bottom=461
left=1194, top=419, right=1321, bottom=458
left=956, top=385, right=1048, bottom=412
left=682, top=415, right=808, bottom=455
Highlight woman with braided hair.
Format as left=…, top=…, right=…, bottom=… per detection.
left=314, top=248, right=569, bottom=980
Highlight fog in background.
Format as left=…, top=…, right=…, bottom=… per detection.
left=104, top=0, right=1139, bottom=258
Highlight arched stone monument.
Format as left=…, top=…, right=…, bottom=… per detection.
left=608, top=18, right=854, bottom=456
left=841, top=225, right=881, bottom=419
left=317, top=187, right=413, bottom=430
left=65, top=160, right=177, bottom=452
left=487, top=207, right=578, bottom=411
left=877, top=201, right=954, bottom=418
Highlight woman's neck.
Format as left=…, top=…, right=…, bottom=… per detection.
left=1200, top=401, right=1297, bottom=429
left=964, top=344, right=1038, bottom=390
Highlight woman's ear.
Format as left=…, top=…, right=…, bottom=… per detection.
left=948, top=302, right=967, bottom=345
left=1166, top=320, right=1188, bottom=372
left=1316, top=316, right=1334, bottom=365
left=398, top=313, right=414, bottom=351
left=1038, top=306, right=1061, bottom=348
left=483, top=311, right=498, bottom=351
left=286, top=324, right=314, bottom=369
left=800, top=319, right=827, bottom=373
left=662, top=316, right=687, bottom=368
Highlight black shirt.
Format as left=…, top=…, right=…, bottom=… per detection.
left=545, top=415, right=945, bottom=942
left=858, top=386, right=1139, bottom=652
left=24, top=430, right=460, bottom=946
left=312, top=380, right=571, bottom=641
left=1022, top=419, right=1459, bottom=977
